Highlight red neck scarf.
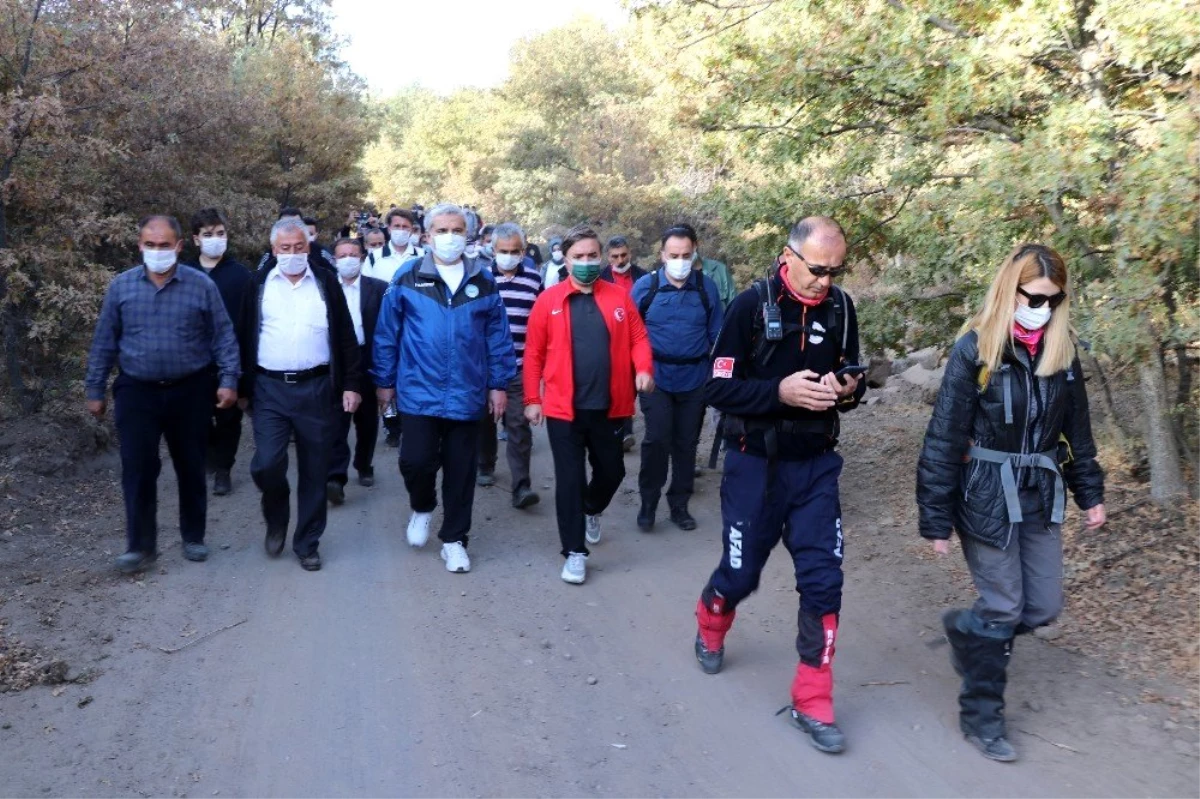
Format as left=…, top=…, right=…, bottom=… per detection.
left=779, top=264, right=828, bottom=307
left=1012, top=323, right=1045, bottom=356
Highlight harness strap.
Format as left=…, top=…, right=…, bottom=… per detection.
left=968, top=445, right=1065, bottom=526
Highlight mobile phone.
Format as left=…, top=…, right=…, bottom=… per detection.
left=835, top=364, right=869, bottom=380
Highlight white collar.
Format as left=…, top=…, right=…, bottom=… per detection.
left=341, top=274, right=362, bottom=289
left=269, top=265, right=313, bottom=283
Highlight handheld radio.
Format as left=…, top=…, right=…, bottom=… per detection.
left=762, top=267, right=783, bottom=341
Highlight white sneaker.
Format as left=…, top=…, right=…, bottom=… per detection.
left=407, top=512, right=432, bottom=548
left=561, top=552, right=587, bottom=584
left=441, top=542, right=471, bottom=573
left=585, top=514, right=602, bottom=545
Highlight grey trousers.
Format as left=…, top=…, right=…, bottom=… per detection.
left=478, top=377, right=533, bottom=494
left=960, top=489, right=1064, bottom=635
left=250, top=374, right=336, bottom=557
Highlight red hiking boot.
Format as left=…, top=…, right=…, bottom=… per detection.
left=694, top=594, right=736, bottom=674
left=789, top=613, right=844, bottom=753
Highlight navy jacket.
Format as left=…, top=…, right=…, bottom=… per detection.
left=371, top=254, right=517, bottom=421
left=631, top=269, right=723, bottom=393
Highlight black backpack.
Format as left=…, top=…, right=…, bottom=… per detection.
left=750, top=281, right=848, bottom=367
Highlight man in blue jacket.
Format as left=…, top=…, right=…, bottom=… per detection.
left=372, top=203, right=517, bottom=575
left=630, top=225, right=724, bottom=531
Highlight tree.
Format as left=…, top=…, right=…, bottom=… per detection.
left=639, top=0, right=1198, bottom=499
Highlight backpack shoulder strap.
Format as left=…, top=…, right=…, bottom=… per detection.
left=696, top=272, right=713, bottom=320
left=829, top=284, right=848, bottom=362
left=638, top=270, right=661, bottom=320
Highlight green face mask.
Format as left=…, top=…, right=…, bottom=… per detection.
left=570, top=259, right=602, bottom=285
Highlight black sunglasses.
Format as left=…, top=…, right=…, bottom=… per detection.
left=1017, top=287, right=1067, bottom=309
left=788, top=247, right=848, bottom=278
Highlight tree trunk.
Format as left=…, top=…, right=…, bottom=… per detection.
left=1139, top=355, right=1188, bottom=503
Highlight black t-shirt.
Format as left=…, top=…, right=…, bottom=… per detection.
left=569, top=293, right=611, bottom=410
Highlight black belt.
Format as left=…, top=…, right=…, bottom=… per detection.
left=652, top=353, right=707, bottom=365
left=125, top=367, right=210, bottom=388
left=256, top=364, right=330, bottom=384
left=723, top=415, right=836, bottom=437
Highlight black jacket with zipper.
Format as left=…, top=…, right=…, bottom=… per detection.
left=916, top=330, right=1104, bottom=547
left=236, top=265, right=363, bottom=402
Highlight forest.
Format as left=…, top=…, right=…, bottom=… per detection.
left=0, top=0, right=1195, bottom=498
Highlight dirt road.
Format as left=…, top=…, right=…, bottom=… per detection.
left=1, top=401, right=1196, bottom=797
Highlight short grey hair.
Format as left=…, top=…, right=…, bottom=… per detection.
left=270, top=217, right=309, bottom=246
left=787, top=216, right=846, bottom=252
left=491, top=222, right=526, bottom=249
left=424, top=202, right=467, bottom=231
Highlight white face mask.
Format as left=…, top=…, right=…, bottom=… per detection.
left=336, top=257, right=362, bottom=279
left=1014, top=302, right=1052, bottom=331
left=664, top=257, right=693, bottom=281
left=464, top=244, right=479, bottom=259
left=276, top=253, right=308, bottom=276
left=494, top=253, right=522, bottom=272
left=367, top=246, right=384, bottom=260
left=390, top=229, right=411, bottom=248
left=142, top=249, right=177, bottom=274
left=611, top=262, right=632, bottom=274
left=551, top=251, right=564, bottom=263
left=432, top=233, right=467, bottom=263
left=199, top=237, right=227, bottom=259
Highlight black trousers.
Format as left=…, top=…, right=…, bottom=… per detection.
left=329, top=391, right=379, bottom=483
left=249, top=374, right=336, bottom=557
left=399, top=413, right=478, bottom=545
left=638, top=386, right=705, bottom=510
left=112, top=370, right=211, bottom=553
left=546, top=410, right=626, bottom=557
left=208, top=375, right=243, bottom=471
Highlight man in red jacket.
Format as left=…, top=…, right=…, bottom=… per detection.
left=524, top=225, right=655, bottom=585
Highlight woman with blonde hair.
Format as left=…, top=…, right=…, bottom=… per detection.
left=916, top=243, right=1106, bottom=762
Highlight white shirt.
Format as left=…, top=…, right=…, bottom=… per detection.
left=340, top=275, right=365, bottom=346
left=365, top=244, right=425, bottom=284
left=257, top=267, right=331, bottom=371
left=544, top=261, right=564, bottom=288
left=435, top=260, right=465, bottom=293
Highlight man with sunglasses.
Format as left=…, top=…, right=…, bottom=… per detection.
left=692, top=216, right=866, bottom=755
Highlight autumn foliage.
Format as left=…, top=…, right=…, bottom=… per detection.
left=0, top=0, right=373, bottom=414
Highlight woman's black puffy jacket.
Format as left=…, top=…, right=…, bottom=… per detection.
left=917, top=331, right=1105, bottom=548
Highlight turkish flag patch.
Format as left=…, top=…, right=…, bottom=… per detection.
left=712, top=357, right=735, bottom=379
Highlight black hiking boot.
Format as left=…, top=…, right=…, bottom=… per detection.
left=694, top=634, right=724, bottom=674
left=951, top=610, right=1016, bottom=762
left=789, top=708, right=846, bottom=754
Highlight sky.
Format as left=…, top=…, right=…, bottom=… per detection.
left=330, top=0, right=629, bottom=97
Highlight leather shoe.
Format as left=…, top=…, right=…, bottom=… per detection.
left=637, top=500, right=656, bottom=532
left=512, top=487, right=540, bottom=509
left=114, top=551, right=158, bottom=574
left=326, top=480, right=345, bottom=505
left=183, top=542, right=209, bottom=562
left=476, top=471, right=496, bottom=487
left=264, top=523, right=286, bottom=557
left=670, top=507, right=697, bottom=531
left=385, top=433, right=400, bottom=448
left=300, top=552, right=322, bottom=571
left=212, top=469, right=232, bottom=496
left=358, top=470, right=375, bottom=487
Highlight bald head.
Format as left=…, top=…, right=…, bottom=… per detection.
left=787, top=216, right=845, bottom=252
